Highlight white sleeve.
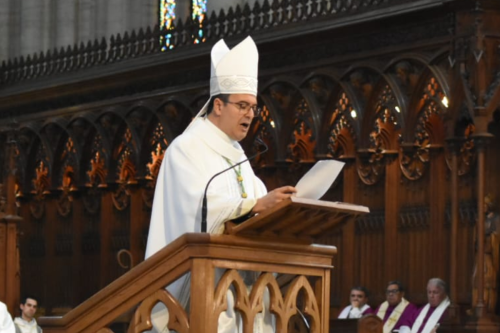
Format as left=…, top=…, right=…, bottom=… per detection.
left=0, top=303, right=15, bottom=333
left=399, top=325, right=411, bottom=333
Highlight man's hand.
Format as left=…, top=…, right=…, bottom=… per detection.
left=253, top=186, right=297, bottom=214
left=350, top=299, right=361, bottom=309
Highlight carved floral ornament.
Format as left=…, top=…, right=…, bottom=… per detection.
left=30, top=160, right=50, bottom=219
left=56, top=138, right=78, bottom=217
left=143, top=123, right=168, bottom=208
left=444, top=122, right=475, bottom=176
left=287, top=99, right=316, bottom=165
left=57, top=166, right=77, bottom=217
left=112, top=149, right=136, bottom=211
left=83, top=151, right=107, bottom=215
left=327, top=92, right=357, bottom=158
left=253, top=105, right=277, bottom=168
left=357, top=85, right=400, bottom=186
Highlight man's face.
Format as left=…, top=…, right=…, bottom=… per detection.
left=212, top=94, right=257, bottom=141
left=20, top=298, right=38, bottom=320
left=427, top=283, right=446, bottom=307
left=350, top=289, right=368, bottom=308
left=385, top=284, right=404, bottom=307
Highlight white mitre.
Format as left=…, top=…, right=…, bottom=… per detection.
left=190, top=36, right=259, bottom=124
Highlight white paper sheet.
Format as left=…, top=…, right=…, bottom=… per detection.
left=295, top=160, right=345, bottom=200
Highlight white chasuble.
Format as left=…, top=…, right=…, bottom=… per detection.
left=145, top=118, right=269, bottom=332
left=410, top=297, right=450, bottom=333
left=0, top=302, right=15, bottom=333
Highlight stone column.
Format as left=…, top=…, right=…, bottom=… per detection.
left=141, top=0, right=158, bottom=29
left=77, top=0, right=97, bottom=44
left=107, top=0, right=125, bottom=38
left=0, top=0, right=11, bottom=61
left=5, top=0, right=22, bottom=60
left=55, top=0, right=76, bottom=49
left=473, top=135, right=489, bottom=318
left=127, top=0, right=156, bottom=32
left=94, top=0, right=108, bottom=41
left=20, top=0, right=45, bottom=56
left=445, top=138, right=460, bottom=322
left=40, top=0, right=52, bottom=52
left=208, top=0, right=257, bottom=14
left=0, top=125, right=22, bottom=315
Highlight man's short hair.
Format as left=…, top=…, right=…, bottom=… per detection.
left=351, top=286, right=370, bottom=298
left=20, top=295, right=38, bottom=305
left=428, top=278, right=448, bottom=294
left=206, top=94, right=229, bottom=115
left=387, top=280, right=405, bottom=293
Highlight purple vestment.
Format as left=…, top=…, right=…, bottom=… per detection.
left=374, top=302, right=418, bottom=331
left=400, top=304, right=449, bottom=333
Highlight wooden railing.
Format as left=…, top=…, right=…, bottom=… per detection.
left=37, top=233, right=336, bottom=333
left=0, top=0, right=424, bottom=86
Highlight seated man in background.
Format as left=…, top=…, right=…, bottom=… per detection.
left=14, top=296, right=42, bottom=333
left=374, top=280, right=417, bottom=333
left=338, top=286, right=373, bottom=318
left=399, top=278, right=450, bottom=333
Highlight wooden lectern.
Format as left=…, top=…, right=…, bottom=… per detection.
left=226, top=196, right=369, bottom=243
left=38, top=197, right=368, bottom=333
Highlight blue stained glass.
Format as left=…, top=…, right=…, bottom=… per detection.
left=192, top=0, right=207, bottom=44
left=160, top=0, right=176, bottom=50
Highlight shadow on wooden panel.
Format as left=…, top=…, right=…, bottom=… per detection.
left=330, top=315, right=382, bottom=333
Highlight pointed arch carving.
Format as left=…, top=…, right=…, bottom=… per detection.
left=248, top=273, right=286, bottom=332
left=213, top=270, right=320, bottom=332
left=283, top=275, right=321, bottom=333
left=129, top=289, right=189, bottom=333
left=213, top=270, right=252, bottom=331
left=400, top=75, right=447, bottom=181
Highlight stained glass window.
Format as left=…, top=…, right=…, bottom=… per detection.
left=159, top=0, right=207, bottom=48
left=192, top=0, right=207, bottom=44
left=160, top=0, right=176, bottom=50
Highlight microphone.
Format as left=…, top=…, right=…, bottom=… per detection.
left=201, top=138, right=268, bottom=233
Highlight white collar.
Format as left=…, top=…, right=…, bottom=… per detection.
left=189, top=118, right=245, bottom=162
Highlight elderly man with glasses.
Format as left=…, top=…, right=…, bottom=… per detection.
left=374, top=281, right=417, bottom=333
left=399, top=278, right=450, bottom=333
left=338, top=286, right=373, bottom=319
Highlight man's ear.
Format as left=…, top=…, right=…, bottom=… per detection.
left=213, top=98, right=224, bottom=116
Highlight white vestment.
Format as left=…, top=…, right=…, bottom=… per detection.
left=399, top=297, right=450, bottom=333
left=145, top=118, right=269, bottom=332
left=13, top=317, right=41, bottom=333
left=338, top=304, right=371, bottom=319
left=0, top=302, right=15, bottom=333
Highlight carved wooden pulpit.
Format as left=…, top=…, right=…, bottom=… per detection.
left=38, top=197, right=368, bottom=333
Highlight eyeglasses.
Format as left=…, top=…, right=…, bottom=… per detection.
left=350, top=294, right=364, bottom=298
left=386, top=289, right=400, bottom=295
left=226, top=101, right=262, bottom=117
